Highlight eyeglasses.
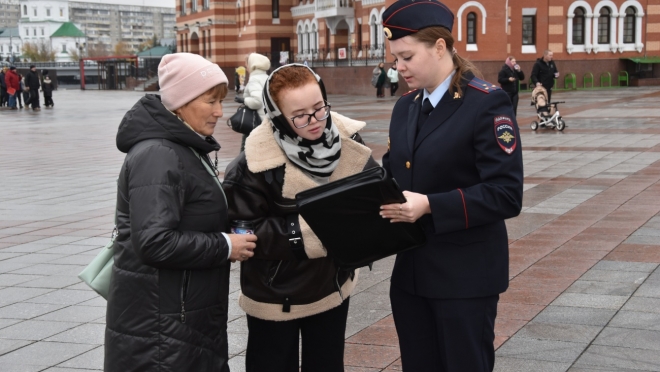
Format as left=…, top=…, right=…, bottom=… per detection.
left=288, top=104, right=331, bottom=128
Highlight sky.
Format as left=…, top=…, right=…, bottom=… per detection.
left=79, top=0, right=175, bottom=7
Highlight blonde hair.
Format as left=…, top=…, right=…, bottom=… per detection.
left=410, top=27, right=482, bottom=96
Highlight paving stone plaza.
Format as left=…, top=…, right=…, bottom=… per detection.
left=1, top=86, right=660, bottom=371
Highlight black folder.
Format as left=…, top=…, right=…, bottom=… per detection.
left=295, top=167, right=426, bottom=270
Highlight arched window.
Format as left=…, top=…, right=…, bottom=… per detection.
left=623, top=7, right=636, bottom=44
left=297, top=25, right=303, bottom=54
left=572, top=7, right=585, bottom=45
left=311, top=23, right=317, bottom=53
left=467, top=12, right=476, bottom=44
left=598, top=7, right=610, bottom=44
left=23, top=5, right=27, bottom=16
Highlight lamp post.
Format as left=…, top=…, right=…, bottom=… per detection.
left=8, top=28, right=14, bottom=63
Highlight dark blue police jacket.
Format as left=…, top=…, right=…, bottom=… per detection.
left=383, top=72, right=524, bottom=299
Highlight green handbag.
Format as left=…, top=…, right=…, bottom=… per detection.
left=78, top=208, right=117, bottom=299
left=78, top=234, right=115, bottom=299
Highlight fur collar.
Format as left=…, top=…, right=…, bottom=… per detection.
left=244, top=112, right=372, bottom=199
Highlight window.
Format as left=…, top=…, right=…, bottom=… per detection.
left=23, top=5, right=26, bottom=15
left=203, top=0, right=209, bottom=9
left=33, top=7, right=36, bottom=16
left=598, top=7, right=610, bottom=44
left=623, top=7, right=635, bottom=44
left=191, top=0, right=197, bottom=12
left=41, top=28, right=44, bottom=35
left=33, top=28, right=36, bottom=36
left=466, top=12, right=476, bottom=44
left=46, top=8, right=50, bottom=16
left=25, top=27, right=28, bottom=36
left=522, top=15, right=535, bottom=45
left=60, top=8, right=63, bottom=17
left=572, top=7, right=585, bottom=45
left=62, top=44, right=66, bottom=53
left=272, top=0, right=279, bottom=18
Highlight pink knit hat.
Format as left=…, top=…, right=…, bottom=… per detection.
left=158, top=53, right=228, bottom=111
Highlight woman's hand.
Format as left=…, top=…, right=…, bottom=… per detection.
left=228, top=234, right=258, bottom=262
left=380, top=191, right=431, bottom=223
left=509, top=77, right=515, bottom=82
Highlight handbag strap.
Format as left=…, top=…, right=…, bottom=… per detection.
left=110, top=179, right=119, bottom=245
left=188, top=147, right=228, bottom=207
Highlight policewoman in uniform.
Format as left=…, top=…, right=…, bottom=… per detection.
left=378, top=1, right=524, bottom=371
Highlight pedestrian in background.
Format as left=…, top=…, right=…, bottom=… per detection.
left=388, top=64, right=400, bottom=96
left=240, top=52, right=270, bottom=151
left=42, top=71, right=55, bottom=108
left=223, top=64, right=379, bottom=372
left=531, top=49, right=558, bottom=103
left=0, top=66, right=7, bottom=107
left=5, top=66, right=19, bottom=110
left=105, top=52, right=257, bottom=372
left=380, top=0, right=524, bottom=370
left=498, top=56, right=525, bottom=116
left=25, top=65, right=41, bottom=111
left=372, top=62, right=386, bottom=98
left=19, top=74, right=27, bottom=109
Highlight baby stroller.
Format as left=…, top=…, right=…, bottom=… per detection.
left=530, top=86, right=565, bottom=131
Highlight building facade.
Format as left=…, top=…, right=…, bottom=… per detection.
left=1, top=0, right=84, bottom=63
left=0, top=0, right=20, bottom=28
left=68, top=1, right=175, bottom=54
left=176, top=0, right=660, bottom=94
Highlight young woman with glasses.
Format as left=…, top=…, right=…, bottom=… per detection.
left=223, top=64, right=379, bottom=372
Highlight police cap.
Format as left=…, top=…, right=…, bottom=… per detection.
left=382, top=0, right=454, bottom=41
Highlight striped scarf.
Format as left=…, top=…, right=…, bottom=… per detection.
left=262, top=64, right=342, bottom=178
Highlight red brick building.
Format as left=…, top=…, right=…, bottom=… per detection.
left=176, top=0, right=660, bottom=95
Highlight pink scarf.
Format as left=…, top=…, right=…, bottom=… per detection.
left=505, top=57, right=515, bottom=71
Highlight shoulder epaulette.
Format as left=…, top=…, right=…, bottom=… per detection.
left=468, top=77, right=501, bottom=94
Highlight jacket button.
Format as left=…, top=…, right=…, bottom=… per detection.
left=406, top=161, right=411, bottom=169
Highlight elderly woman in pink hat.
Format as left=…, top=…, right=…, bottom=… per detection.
left=105, top=53, right=257, bottom=372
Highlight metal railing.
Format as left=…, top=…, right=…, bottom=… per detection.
left=292, top=44, right=386, bottom=68
left=12, top=61, right=100, bottom=68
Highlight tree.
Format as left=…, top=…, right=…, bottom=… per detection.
left=86, top=42, right=110, bottom=58
left=22, top=41, right=56, bottom=62
left=151, top=34, right=161, bottom=48
left=137, top=35, right=162, bottom=53
left=68, top=47, right=80, bottom=61
left=114, top=41, right=131, bottom=55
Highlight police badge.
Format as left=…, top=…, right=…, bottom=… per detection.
left=494, top=116, right=517, bottom=155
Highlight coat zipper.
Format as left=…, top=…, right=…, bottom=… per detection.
left=180, top=270, right=191, bottom=323
left=267, top=261, right=283, bottom=286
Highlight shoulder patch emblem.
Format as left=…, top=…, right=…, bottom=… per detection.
left=469, top=78, right=501, bottom=94
left=494, top=116, right=517, bottom=155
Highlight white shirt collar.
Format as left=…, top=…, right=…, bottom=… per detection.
left=423, top=70, right=456, bottom=108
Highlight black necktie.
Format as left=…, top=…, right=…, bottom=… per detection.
left=417, top=98, right=434, bottom=134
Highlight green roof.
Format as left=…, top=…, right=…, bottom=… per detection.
left=137, top=46, right=173, bottom=58
left=622, top=57, right=660, bottom=64
left=51, top=22, right=85, bottom=38
left=0, top=27, right=20, bottom=38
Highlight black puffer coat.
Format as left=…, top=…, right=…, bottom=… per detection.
left=497, top=64, right=525, bottom=95
left=105, top=94, right=232, bottom=372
